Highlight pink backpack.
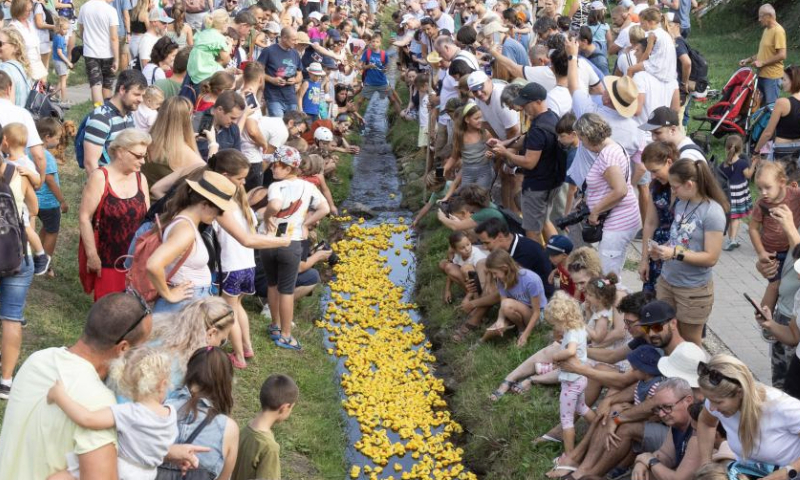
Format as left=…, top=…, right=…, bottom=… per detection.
left=125, top=216, right=192, bottom=303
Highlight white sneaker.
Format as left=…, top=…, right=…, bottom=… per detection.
left=261, top=304, right=272, bottom=320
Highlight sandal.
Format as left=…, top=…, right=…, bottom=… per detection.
left=533, top=434, right=563, bottom=445
left=267, top=324, right=281, bottom=341
left=227, top=353, right=247, bottom=369
left=243, top=349, right=255, bottom=359
left=511, top=376, right=534, bottom=394
left=275, top=335, right=302, bottom=351
left=489, top=379, right=516, bottom=402
left=545, top=467, right=577, bottom=479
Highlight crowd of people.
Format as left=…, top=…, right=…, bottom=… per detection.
left=0, top=0, right=798, bottom=477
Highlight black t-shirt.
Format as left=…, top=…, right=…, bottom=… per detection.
left=508, top=234, right=554, bottom=298
left=521, top=109, right=560, bottom=192
left=675, top=37, right=690, bottom=84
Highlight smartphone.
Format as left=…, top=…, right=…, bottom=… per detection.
left=760, top=204, right=771, bottom=216
left=468, top=270, right=483, bottom=295
left=197, top=114, right=213, bottom=135
left=245, top=92, right=258, bottom=109
left=743, top=293, right=762, bottom=315
left=276, top=223, right=288, bottom=237
left=435, top=166, right=444, bottom=179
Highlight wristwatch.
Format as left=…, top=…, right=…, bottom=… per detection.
left=675, top=245, right=687, bottom=262
left=785, top=466, right=798, bottom=479
left=610, top=411, right=622, bottom=426
left=648, top=458, right=661, bottom=469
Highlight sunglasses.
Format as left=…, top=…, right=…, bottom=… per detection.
left=640, top=322, right=666, bottom=334
left=651, top=395, right=691, bottom=415
left=697, top=362, right=741, bottom=387
left=126, top=149, right=148, bottom=160
left=115, top=290, right=151, bottom=345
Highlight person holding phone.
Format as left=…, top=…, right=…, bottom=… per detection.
left=478, top=21, right=529, bottom=68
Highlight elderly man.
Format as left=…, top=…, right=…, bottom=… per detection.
left=137, top=8, right=172, bottom=69
left=259, top=27, right=303, bottom=117
left=738, top=3, right=786, bottom=105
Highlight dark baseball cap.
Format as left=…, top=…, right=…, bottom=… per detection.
left=513, top=82, right=547, bottom=106
left=639, top=106, right=680, bottom=131
left=639, top=300, right=676, bottom=325
left=626, top=345, right=663, bottom=377
left=546, top=235, right=573, bottom=256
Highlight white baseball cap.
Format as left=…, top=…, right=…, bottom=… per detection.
left=466, top=70, right=489, bottom=91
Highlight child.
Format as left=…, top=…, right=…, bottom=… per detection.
left=231, top=374, right=299, bottom=480
left=411, top=170, right=455, bottom=229
left=300, top=153, right=338, bottom=216
left=447, top=103, right=493, bottom=190
left=186, top=10, right=232, bottom=92
left=132, top=86, right=164, bottom=133
left=355, top=32, right=403, bottom=115
left=587, top=7, right=609, bottom=53
left=582, top=273, right=626, bottom=351
left=415, top=73, right=431, bottom=154
left=719, top=135, right=754, bottom=251
left=35, top=118, right=68, bottom=277
left=298, top=62, right=327, bottom=122
left=46, top=347, right=178, bottom=480
left=545, top=291, right=595, bottom=453
left=1, top=123, right=49, bottom=275
left=439, top=231, right=487, bottom=304
left=52, top=18, right=73, bottom=106
left=556, top=113, right=580, bottom=218
left=750, top=162, right=800, bottom=310
left=545, top=234, right=575, bottom=297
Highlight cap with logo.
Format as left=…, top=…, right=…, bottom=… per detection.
left=467, top=71, right=489, bottom=91
left=639, top=106, right=680, bottom=131
left=639, top=300, right=676, bottom=326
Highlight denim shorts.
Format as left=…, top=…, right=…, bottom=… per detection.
left=266, top=100, right=297, bottom=118
left=38, top=207, right=62, bottom=234
left=296, top=267, right=320, bottom=287
left=152, top=286, right=212, bottom=314
left=0, top=255, right=34, bottom=322
left=221, top=268, right=255, bottom=296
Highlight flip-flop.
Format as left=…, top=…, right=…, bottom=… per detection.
left=489, top=379, right=516, bottom=402
left=275, top=335, right=302, bottom=351
left=545, top=465, right=577, bottom=479
left=268, top=324, right=281, bottom=341
left=533, top=434, right=563, bottom=445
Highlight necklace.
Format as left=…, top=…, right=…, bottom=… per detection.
left=677, top=199, right=704, bottom=228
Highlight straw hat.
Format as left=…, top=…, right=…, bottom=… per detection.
left=602, top=75, right=639, bottom=118
left=296, top=32, right=312, bottom=45
left=426, top=51, right=442, bottom=65
left=185, top=171, right=236, bottom=212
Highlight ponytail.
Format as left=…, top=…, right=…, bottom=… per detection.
left=669, top=159, right=730, bottom=212
left=724, top=135, right=744, bottom=164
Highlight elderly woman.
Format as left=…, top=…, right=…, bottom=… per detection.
left=8, top=0, right=47, bottom=81
left=0, top=27, right=32, bottom=107
left=143, top=96, right=205, bottom=187
left=574, top=113, right=641, bottom=276
left=697, top=354, right=800, bottom=477
left=79, top=129, right=151, bottom=301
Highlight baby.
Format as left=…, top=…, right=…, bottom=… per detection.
left=132, top=86, right=164, bottom=133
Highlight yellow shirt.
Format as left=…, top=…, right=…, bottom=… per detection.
left=0, top=348, right=117, bottom=479
left=757, top=23, right=787, bottom=79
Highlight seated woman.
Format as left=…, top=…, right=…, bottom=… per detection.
left=436, top=185, right=507, bottom=234
left=480, top=249, right=547, bottom=348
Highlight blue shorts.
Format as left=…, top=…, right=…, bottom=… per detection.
left=0, top=255, right=34, bottom=322
left=222, top=268, right=256, bottom=296
left=296, top=267, right=320, bottom=287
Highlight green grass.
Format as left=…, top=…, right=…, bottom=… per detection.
left=0, top=101, right=351, bottom=479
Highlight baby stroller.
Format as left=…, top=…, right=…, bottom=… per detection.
left=691, top=67, right=761, bottom=152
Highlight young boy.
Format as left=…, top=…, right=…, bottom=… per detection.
left=354, top=33, right=403, bottom=115
left=35, top=119, right=68, bottom=277
left=232, top=374, right=299, bottom=480
left=545, top=234, right=575, bottom=298
left=1, top=123, right=49, bottom=275
left=439, top=231, right=487, bottom=304
left=52, top=18, right=73, bottom=106
left=297, top=62, right=327, bottom=122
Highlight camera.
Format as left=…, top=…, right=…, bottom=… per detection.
left=554, top=203, right=591, bottom=230
left=437, top=201, right=451, bottom=216
left=313, top=240, right=340, bottom=267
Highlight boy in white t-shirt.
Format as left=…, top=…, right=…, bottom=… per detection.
left=439, top=231, right=487, bottom=304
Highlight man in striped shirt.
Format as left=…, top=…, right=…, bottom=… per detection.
left=82, top=69, right=147, bottom=174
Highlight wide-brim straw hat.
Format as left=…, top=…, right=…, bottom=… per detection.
left=603, top=75, right=639, bottom=118
left=185, top=171, right=236, bottom=212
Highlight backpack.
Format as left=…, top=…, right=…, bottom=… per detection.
left=361, top=49, right=387, bottom=81
left=125, top=215, right=193, bottom=304
left=0, top=166, right=27, bottom=277
left=499, top=208, right=526, bottom=236
left=678, top=37, right=709, bottom=92
left=184, top=0, right=208, bottom=14
left=7, top=64, right=63, bottom=122
left=74, top=107, right=112, bottom=169
left=679, top=142, right=707, bottom=159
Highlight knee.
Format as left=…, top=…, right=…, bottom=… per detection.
left=500, top=298, right=516, bottom=313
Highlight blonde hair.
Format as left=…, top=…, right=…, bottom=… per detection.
left=2, top=122, right=27, bottom=148
left=55, top=17, right=70, bottom=32
left=108, top=346, right=172, bottom=401
left=0, top=28, right=31, bottom=77
left=698, top=354, right=766, bottom=459
left=692, top=462, right=729, bottom=480
left=150, top=297, right=235, bottom=372
left=485, top=249, right=520, bottom=290
left=300, top=154, right=324, bottom=176
left=566, top=246, right=603, bottom=278
left=755, top=160, right=787, bottom=185
left=144, top=85, right=165, bottom=104
left=628, top=25, right=646, bottom=44
left=109, top=128, right=152, bottom=159
left=205, top=9, right=231, bottom=31
left=544, top=291, right=584, bottom=330
left=148, top=96, right=199, bottom=167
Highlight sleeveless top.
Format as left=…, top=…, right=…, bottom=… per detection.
left=461, top=141, right=489, bottom=166
left=775, top=97, right=800, bottom=140
left=167, top=28, right=188, bottom=48
left=96, top=168, right=147, bottom=268
left=166, top=387, right=228, bottom=477
left=130, top=19, right=146, bottom=35
left=141, top=161, right=173, bottom=190
left=163, top=215, right=210, bottom=286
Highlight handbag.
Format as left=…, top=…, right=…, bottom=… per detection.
left=156, top=416, right=216, bottom=480
left=580, top=143, right=631, bottom=244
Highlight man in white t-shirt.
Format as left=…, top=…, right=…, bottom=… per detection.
left=0, top=72, right=46, bottom=184
left=633, top=67, right=679, bottom=127
left=467, top=71, right=520, bottom=141
left=609, top=5, right=638, bottom=55
left=424, top=0, right=455, bottom=33
left=77, top=0, right=120, bottom=103
left=137, top=9, right=172, bottom=68
left=639, top=107, right=706, bottom=162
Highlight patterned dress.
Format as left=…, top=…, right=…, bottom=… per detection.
left=719, top=156, right=753, bottom=219
left=645, top=183, right=674, bottom=293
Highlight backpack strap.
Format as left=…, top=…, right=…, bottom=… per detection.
left=2, top=164, right=15, bottom=184
left=180, top=414, right=213, bottom=444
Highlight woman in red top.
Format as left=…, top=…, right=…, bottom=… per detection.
left=79, top=129, right=151, bottom=301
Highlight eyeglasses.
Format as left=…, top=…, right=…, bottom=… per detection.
left=126, top=149, right=148, bottom=160
left=651, top=395, right=691, bottom=415
left=623, top=318, right=639, bottom=328
left=640, top=322, right=666, bottom=334
left=115, top=290, right=151, bottom=345
left=697, top=362, right=742, bottom=387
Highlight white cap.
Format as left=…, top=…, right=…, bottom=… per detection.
left=401, top=13, right=415, bottom=25
left=424, top=0, right=439, bottom=9
left=590, top=0, right=605, bottom=10
left=309, top=11, right=323, bottom=20
left=656, top=342, right=708, bottom=388
left=619, top=0, right=634, bottom=7
left=466, top=70, right=489, bottom=91
left=265, top=21, right=281, bottom=34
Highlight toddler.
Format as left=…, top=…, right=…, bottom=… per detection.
left=1, top=123, right=49, bottom=275
left=133, top=86, right=164, bottom=133
left=231, top=374, right=299, bottom=480
left=627, top=8, right=676, bottom=84
left=35, top=118, right=68, bottom=277
left=750, top=162, right=800, bottom=310
left=719, top=135, right=754, bottom=251
left=298, top=62, right=327, bottom=122
left=545, top=291, right=595, bottom=453
left=46, top=347, right=177, bottom=480
left=300, top=153, right=338, bottom=215
left=439, top=231, right=487, bottom=304
left=52, top=18, right=73, bottom=105
left=582, top=274, right=629, bottom=372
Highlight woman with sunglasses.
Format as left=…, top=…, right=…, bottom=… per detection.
left=79, top=129, right=152, bottom=301
left=697, top=354, right=800, bottom=478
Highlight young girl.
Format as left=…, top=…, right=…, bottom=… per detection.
left=300, top=153, right=338, bottom=215
left=195, top=71, right=235, bottom=112
left=588, top=8, right=608, bottom=53
left=583, top=274, right=629, bottom=371
left=166, top=2, right=194, bottom=47
left=546, top=291, right=595, bottom=454
left=481, top=249, right=547, bottom=347
left=627, top=8, right=676, bottom=84
left=439, top=231, right=487, bottom=304
left=298, top=62, right=327, bottom=122
left=132, top=85, right=164, bottom=133
left=410, top=170, right=454, bottom=229
left=719, top=135, right=755, bottom=251
left=750, top=162, right=800, bottom=310
left=446, top=103, right=494, bottom=190
left=46, top=347, right=177, bottom=480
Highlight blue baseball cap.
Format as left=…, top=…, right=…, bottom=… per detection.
left=546, top=235, right=573, bottom=256
left=639, top=301, right=676, bottom=326
left=627, top=345, right=663, bottom=377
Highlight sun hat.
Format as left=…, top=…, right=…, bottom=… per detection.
left=265, top=21, right=281, bottom=34
left=426, top=50, right=442, bottom=64
left=657, top=342, right=709, bottom=388
left=512, top=82, right=547, bottom=106
left=478, top=20, right=509, bottom=40
left=295, top=31, right=312, bottom=45
left=185, top=171, right=236, bottom=212
left=602, top=75, right=639, bottom=118
left=309, top=11, right=324, bottom=21
left=545, top=235, right=574, bottom=256
left=149, top=8, right=174, bottom=23
left=307, top=62, right=325, bottom=76
left=467, top=70, right=489, bottom=91
left=639, top=300, right=676, bottom=326
left=626, top=345, right=663, bottom=377
left=273, top=146, right=303, bottom=168
left=424, top=0, right=439, bottom=9
left=639, top=106, right=681, bottom=131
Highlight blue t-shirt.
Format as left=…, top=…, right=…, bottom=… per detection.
left=37, top=151, right=61, bottom=210
left=52, top=34, right=67, bottom=62
left=112, top=0, right=132, bottom=37
left=302, top=79, right=323, bottom=116
left=258, top=43, right=302, bottom=104
left=361, top=49, right=390, bottom=87
left=496, top=268, right=547, bottom=309
left=502, top=37, right=530, bottom=67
